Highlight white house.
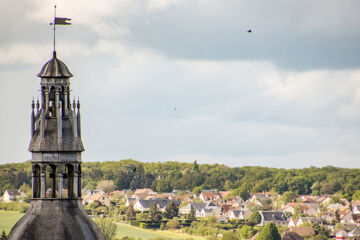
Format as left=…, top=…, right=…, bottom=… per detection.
left=340, top=211, right=354, bottom=224
left=297, top=217, right=326, bottom=226
left=288, top=217, right=298, bottom=227
left=229, top=209, right=253, bottom=220
left=353, top=205, right=360, bottom=214
left=179, top=202, right=206, bottom=215
left=196, top=206, right=221, bottom=218
left=3, top=190, right=20, bottom=202
left=133, top=199, right=180, bottom=213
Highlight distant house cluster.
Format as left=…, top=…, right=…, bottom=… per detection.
left=4, top=186, right=360, bottom=238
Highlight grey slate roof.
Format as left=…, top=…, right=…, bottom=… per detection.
left=37, top=52, right=73, bottom=78
left=5, top=189, right=20, bottom=196
left=138, top=199, right=180, bottom=209
left=191, top=203, right=207, bottom=211
left=231, top=210, right=243, bottom=218
left=299, top=217, right=327, bottom=225
left=8, top=200, right=104, bottom=240
left=262, top=211, right=287, bottom=222
left=29, top=118, right=84, bottom=152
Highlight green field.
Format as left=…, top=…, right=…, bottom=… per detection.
left=115, top=223, right=204, bottom=240
left=0, top=210, right=24, bottom=234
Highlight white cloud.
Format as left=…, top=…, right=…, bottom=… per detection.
left=147, top=0, right=182, bottom=11
left=90, top=22, right=131, bottom=38
left=27, top=0, right=131, bottom=24
left=26, top=0, right=187, bottom=26
left=260, top=69, right=360, bottom=108
left=93, top=39, right=165, bottom=61
left=0, top=42, right=93, bottom=65
left=0, top=44, right=49, bottom=65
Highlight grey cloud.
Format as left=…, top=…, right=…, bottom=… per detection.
left=1, top=0, right=360, bottom=169
left=122, top=0, right=360, bottom=70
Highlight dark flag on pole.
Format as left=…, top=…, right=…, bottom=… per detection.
left=50, top=5, right=72, bottom=53
left=54, top=17, right=72, bottom=25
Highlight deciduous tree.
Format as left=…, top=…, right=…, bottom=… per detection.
left=239, top=225, right=256, bottom=239
left=125, top=203, right=136, bottom=221
left=164, top=200, right=179, bottom=219
left=0, top=230, right=7, bottom=240
left=149, top=202, right=162, bottom=223
left=94, top=218, right=117, bottom=240
left=255, top=222, right=281, bottom=240
left=249, top=211, right=261, bottom=225
left=166, top=217, right=181, bottom=229
left=97, top=180, right=115, bottom=193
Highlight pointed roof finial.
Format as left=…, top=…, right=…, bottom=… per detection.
left=36, top=98, right=40, bottom=110
left=73, top=98, right=76, bottom=111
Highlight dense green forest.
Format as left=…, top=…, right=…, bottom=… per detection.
left=1, top=159, right=360, bottom=200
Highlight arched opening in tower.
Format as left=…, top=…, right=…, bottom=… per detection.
left=44, top=164, right=58, bottom=198
left=65, top=164, right=74, bottom=198
left=33, top=164, right=41, bottom=198
left=60, top=86, right=65, bottom=116
left=49, top=86, right=56, bottom=117
left=77, top=164, right=82, bottom=197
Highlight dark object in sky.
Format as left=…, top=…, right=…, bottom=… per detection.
left=54, top=17, right=72, bottom=25
left=247, top=29, right=252, bottom=33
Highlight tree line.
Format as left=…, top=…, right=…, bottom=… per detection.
left=1, top=159, right=360, bottom=200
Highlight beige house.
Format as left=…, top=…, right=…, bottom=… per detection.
left=88, top=192, right=111, bottom=207
left=199, top=191, right=221, bottom=201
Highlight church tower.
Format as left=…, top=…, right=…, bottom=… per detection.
left=8, top=51, right=104, bottom=240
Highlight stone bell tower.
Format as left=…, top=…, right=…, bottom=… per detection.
left=8, top=51, right=104, bottom=240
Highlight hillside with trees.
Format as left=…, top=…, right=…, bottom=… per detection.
left=1, top=159, right=360, bottom=200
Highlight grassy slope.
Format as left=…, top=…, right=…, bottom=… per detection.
left=0, top=210, right=24, bottom=234
left=115, top=223, right=205, bottom=240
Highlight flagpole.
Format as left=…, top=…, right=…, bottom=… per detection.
left=50, top=5, right=71, bottom=57
left=53, top=5, right=56, bottom=54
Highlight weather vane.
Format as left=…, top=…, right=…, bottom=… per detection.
left=49, top=5, right=71, bottom=54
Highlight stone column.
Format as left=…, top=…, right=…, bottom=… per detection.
left=41, top=171, right=46, bottom=198
left=56, top=88, right=62, bottom=143
left=40, top=109, right=45, bottom=139
left=32, top=171, right=36, bottom=198
left=72, top=100, right=78, bottom=138
left=74, top=172, right=79, bottom=198
left=64, top=89, right=69, bottom=116
left=44, top=89, right=49, bottom=115
left=31, top=100, right=35, bottom=136
left=78, top=171, right=82, bottom=198
left=51, top=169, right=56, bottom=198
left=58, top=172, right=63, bottom=198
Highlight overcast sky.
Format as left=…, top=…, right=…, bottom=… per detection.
left=1, top=0, right=360, bottom=168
